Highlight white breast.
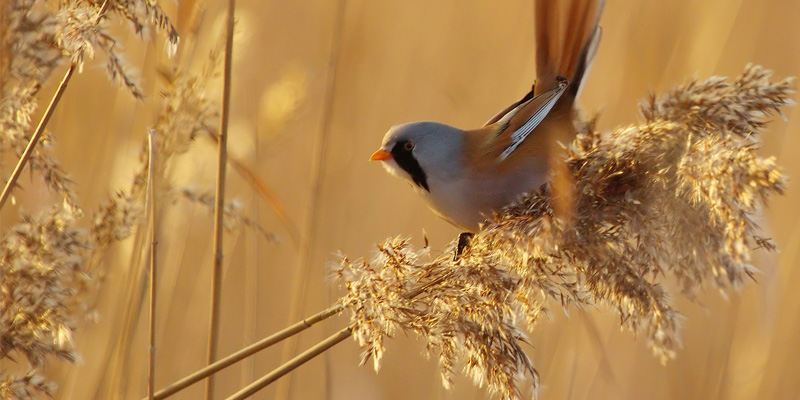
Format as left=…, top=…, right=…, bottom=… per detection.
left=420, top=160, right=549, bottom=231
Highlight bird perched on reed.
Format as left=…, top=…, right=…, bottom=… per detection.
left=371, top=0, right=604, bottom=232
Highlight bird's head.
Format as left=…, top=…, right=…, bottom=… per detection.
left=370, top=121, right=465, bottom=192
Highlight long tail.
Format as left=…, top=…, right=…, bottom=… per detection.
left=533, top=0, right=603, bottom=222
left=535, top=0, right=603, bottom=100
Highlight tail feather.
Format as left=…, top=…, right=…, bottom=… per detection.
left=533, top=0, right=603, bottom=222
left=535, top=0, right=604, bottom=98
left=535, top=0, right=563, bottom=93
left=569, top=24, right=601, bottom=98
left=561, top=0, right=599, bottom=79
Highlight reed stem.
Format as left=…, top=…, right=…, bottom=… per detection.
left=223, top=327, right=353, bottom=400
left=0, top=0, right=110, bottom=210
left=152, top=305, right=342, bottom=400
left=147, top=129, right=158, bottom=400
left=205, top=0, right=236, bottom=398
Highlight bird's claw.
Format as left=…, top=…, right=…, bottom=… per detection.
left=454, top=232, right=474, bottom=261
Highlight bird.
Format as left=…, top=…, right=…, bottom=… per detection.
left=370, top=0, right=604, bottom=233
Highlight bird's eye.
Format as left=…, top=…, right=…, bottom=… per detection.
left=403, top=141, right=415, bottom=151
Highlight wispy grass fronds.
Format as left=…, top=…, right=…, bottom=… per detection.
left=335, top=65, right=793, bottom=399
left=0, top=0, right=61, bottom=87
left=179, top=187, right=279, bottom=242
left=56, top=0, right=180, bottom=98
left=149, top=74, right=218, bottom=165
left=111, top=0, right=180, bottom=53
left=1, top=0, right=178, bottom=397
left=87, top=66, right=217, bottom=275
left=99, top=66, right=217, bottom=228
left=0, top=206, right=89, bottom=398
left=90, top=191, right=143, bottom=251
left=0, top=372, right=57, bottom=400
left=1, top=0, right=178, bottom=212
left=1, top=0, right=80, bottom=211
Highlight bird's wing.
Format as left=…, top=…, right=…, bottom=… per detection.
left=483, top=86, right=535, bottom=126
left=468, top=0, right=603, bottom=167
left=492, top=77, right=569, bottom=160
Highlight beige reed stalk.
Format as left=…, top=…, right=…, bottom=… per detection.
left=150, top=273, right=449, bottom=399
left=205, top=0, right=236, bottom=398
left=147, top=130, right=158, bottom=400
left=0, top=0, right=111, bottom=210
left=150, top=305, right=342, bottom=400
left=221, top=273, right=452, bottom=399
left=224, top=327, right=353, bottom=400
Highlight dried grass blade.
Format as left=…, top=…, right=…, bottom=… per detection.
left=0, top=0, right=111, bottom=210
left=205, top=0, right=236, bottom=397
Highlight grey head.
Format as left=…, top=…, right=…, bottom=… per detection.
left=377, top=121, right=465, bottom=192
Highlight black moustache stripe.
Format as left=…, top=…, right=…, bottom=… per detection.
left=392, top=141, right=429, bottom=192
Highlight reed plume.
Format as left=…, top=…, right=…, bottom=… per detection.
left=336, top=65, right=793, bottom=399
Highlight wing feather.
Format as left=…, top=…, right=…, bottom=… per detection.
left=467, top=1, right=604, bottom=168
left=496, top=78, right=569, bottom=160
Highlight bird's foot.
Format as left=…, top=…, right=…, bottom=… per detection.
left=453, top=232, right=474, bottom=261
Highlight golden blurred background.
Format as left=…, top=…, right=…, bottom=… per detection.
left=6, top=0, right=799, bottom=399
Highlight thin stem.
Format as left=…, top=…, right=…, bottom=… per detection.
left=152, top=267, right=447, bottom=399
left=222, top=273, right=448, bottom=400
left=405, top=272, right=451, bottom=299
left=223, top=327, right=353, bottom=400
left=151, top=305, right=342, bottom=400
left=147, top=129, right=158, bottom=400
left=0, top=65, right=73, bottom=210
left=205, top=0, right=236, bottom=398
left=0, top=0, right=110, bottom=211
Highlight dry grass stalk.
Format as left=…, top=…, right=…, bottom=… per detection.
left=0, top=0, right=113, bottom=211
left=146, top=129, right=158, bottom=400
left=150, top=269, right=454, bottom=399
left=0, top=0, right=66, bottom=211
left=225, top=327, right=353, bottom=400
left=206, top=0, right=237, bottom=398
left=84, top=44, right=281, bottom=398
left=87, top=68, right=216, bottom=271
left=335, top=65, right=793, bottom=399
left=150, top=305, right=342, bottom=400
left=0, top=63, right=78, bottom=211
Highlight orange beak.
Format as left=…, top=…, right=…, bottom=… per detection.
left=369, top=149, right=392, bottom=161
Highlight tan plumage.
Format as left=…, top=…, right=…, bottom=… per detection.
left=471, top=0, right=603, bottom=167
left=372, top=0, right=604, bottom=231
